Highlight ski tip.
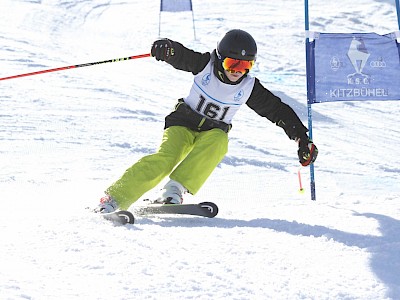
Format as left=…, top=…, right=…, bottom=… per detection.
left=117, top=210, right=135, bottom=224
left=199, top=202, right=219, bottom=218
left=102, top=210, right=135, bottom=225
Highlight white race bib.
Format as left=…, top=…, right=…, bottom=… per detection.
left=184, top=60, right=255, bottom=124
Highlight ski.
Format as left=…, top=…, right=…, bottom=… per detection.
left=133, top=202, right=218, bottom=218
left=101, top=210, right=135, bottom=225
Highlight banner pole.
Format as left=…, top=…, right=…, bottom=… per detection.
left=304, top=0, right=317, bottom=200
left=191, top=10, right=197, bottom=40
left=159, top=0, right=162, bottom=37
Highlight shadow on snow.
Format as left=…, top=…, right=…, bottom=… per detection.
left=136, top=212, right=400, bottom=299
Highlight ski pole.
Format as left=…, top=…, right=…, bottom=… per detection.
left=0, top=53, right=151, bottom=81
left=297, top=167, right=305, bottom=194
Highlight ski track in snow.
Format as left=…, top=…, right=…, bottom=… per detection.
left=1, top=0, right=400, bottom=299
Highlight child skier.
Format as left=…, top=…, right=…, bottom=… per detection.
left=95, top=29, right=318, bottom=213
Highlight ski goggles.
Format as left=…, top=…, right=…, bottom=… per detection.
left=222, top=57, right=255, bottom=74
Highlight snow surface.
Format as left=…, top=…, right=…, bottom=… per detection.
left=1, top=0, right=400, bottom=299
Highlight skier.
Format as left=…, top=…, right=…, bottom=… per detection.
left=94, top=29, right=318, bottom=213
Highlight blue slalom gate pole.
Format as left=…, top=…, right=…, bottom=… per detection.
left=304, top=0, right=317, bottom=200
left=396, top=0, right=400, bottom=30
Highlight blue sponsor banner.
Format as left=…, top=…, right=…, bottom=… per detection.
left=160, top=0, right=192, bottom=12
left=313, top=32, right=400, bottom=103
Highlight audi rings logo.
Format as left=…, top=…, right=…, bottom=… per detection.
left=370, top=57, right=386, bottom=68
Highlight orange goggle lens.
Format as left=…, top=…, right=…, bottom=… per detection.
left=222, top=57, right=255, bottom=74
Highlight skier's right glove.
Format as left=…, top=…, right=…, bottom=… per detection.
left=151, top=39, right=175, bottom=61
left=297, top=136, right=318, bottom=166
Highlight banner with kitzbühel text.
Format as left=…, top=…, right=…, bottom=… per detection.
left=313, top=32, right=400, bottom=103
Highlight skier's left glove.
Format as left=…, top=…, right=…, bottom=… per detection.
left=151, top=39, right=175, bottom=61
left=297, top=136, right=318, bottom=166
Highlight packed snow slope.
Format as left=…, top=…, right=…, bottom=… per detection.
left=1, top=0, right=400, bottom=299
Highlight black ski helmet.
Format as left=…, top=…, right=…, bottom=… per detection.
left=217, top=29, right=257, bottom=61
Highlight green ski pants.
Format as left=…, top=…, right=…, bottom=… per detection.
left=106, top=126, right=228, bottom=210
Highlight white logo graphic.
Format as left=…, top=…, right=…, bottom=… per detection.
left=330, top=56, right=342, bottom=71
left=347, top=37, right=370, bottom=84
left=370, top=57, right=386, bottom=68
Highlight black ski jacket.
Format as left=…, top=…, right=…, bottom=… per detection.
left=163, top=40, right=308, bottom=140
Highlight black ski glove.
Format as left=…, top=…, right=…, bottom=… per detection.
left=297, top=136, right=318, bottom=166
left=151, top=39, right=175, bottom=61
